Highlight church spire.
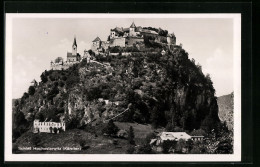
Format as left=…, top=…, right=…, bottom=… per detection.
left=130, top=22, right=136, bottom=28
left=72, top=35, right=77, bottom=47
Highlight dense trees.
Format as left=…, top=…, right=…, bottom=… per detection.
left=40, top=71, right=48, bottom=83
left=13, top=40, right=221, bottom=150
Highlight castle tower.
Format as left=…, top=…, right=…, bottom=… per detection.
left=72, top=36, right=77, bottom=56
left=129, top=22, right=136, bottom=37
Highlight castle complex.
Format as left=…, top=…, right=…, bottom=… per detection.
left=91, top=22, right=176, bottom=53
left=50, top=22, right=177, bottom=70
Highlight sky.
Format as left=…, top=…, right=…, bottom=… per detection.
left=11, top=17, right=234, bottom=98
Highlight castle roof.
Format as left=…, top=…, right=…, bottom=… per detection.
left=92, top=36, right=101, bottom=42
left=130, top=22, right=136, bottom=28
left=123, top=28, right=129, bottom=32
left=67, top=52, right=77, bottom=57
left=72, top=36, right=77, bottom=47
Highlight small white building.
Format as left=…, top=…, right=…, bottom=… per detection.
left=33, top=119, right=66, bottom=133
left=156, top=132, right=192, bottom=144
left=151, top=132, right=204, bottom=146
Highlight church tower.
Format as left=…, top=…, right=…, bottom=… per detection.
left=72, top=36, right=77, bottom=56
left=129, top=22, right=136, bottom=37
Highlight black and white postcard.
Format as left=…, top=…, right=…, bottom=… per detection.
left=5, top=14, right=241, bottom=162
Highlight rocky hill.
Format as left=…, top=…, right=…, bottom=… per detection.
left=217, top=92, right=234, bottom=130
left=13, top=44, right=221, bottom=142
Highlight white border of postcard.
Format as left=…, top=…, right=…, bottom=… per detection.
left=5, top=13, right=241, bottom=162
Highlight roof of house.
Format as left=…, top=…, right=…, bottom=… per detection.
left=130, top=22, right=136, bottom=28
left=159, top=132, right=192, bottom=141
left=92, top=36, right=101, bottom=42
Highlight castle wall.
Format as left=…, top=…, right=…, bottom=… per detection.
left=110, top=37, right=125, bottom=47
left=127, top=37, right=144, bottom=46
left=101, top=41, right=110, bottom=50
left=92, top=41, right=101, bottom=51
left=50, top=61, right=79, bottom=71
left=167, top=36, right=176, bottom=45
left=67, top=56, right=77, bottom=62
left=156, top=36, right=167, bottom=43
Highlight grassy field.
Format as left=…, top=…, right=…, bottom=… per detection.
left=14, top=129, right=129, bottom=154
left=114, top=122, right=155, bottom=144
left=13, top=122, right=155, bottom=154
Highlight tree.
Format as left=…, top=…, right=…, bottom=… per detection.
left=14, top=100, right=19, bottom=107
left=35, top=112, right=44, bottom=122
left=175, top=139, right=187, bottom=153
left=137, top=144, right=153, bottom=154
left=40, top=72, right=48, bottom=83
left=128, top=126, right=135, bottom=145
left=59, top=81, right=65, bottom=87
left=14, top=111, right=27, bottom=128
left=201, top=116, right=216, bottom=133
left=102, top=120, right=119, bottom=136
left=190, top=129, right=206, bottom=136
left=55, top=57, right=63, bottom=63
left=165, top=123, right=175, bottom=132
left=162, top=140, right=176, bottom=153
left=22, top=92, right=29, bottom=99
left=126, top=146, right=135, bottom=154
left=53, top=127, right=58, bottom=134
left=28, top=86, right=35, bottom=96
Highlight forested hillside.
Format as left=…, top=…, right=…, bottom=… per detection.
left=13, top=45, right=221, bottom=142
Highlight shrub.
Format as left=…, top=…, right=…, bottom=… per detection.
left=113, top=139, right=118, bottom=145
left=53, top=127, right=58, bottom=134
left=175, top=139, right=187, bottom=153
left=162, top=140, right=176, bottom=153
left=102, top=120, right=119, bottom=136
left=22, top=92, right=29, bottom=99
left=137, top=144, right=153, bottom=154
left=66, top=75, right=80, bottom=88
left=145, top=132, right=156, bottom=144
left=126, top=146, right=135, bottom=154
left=31, top=135, right=41, bottom=146
left=165, top=123, right=175, bottom=132
left=79, top=139, right=87, bottom=147
left=28, top=86, right=35, bottom=96
left=128, top=126, right=135, bottom=145
left=40, top=72, right=48, bottom=83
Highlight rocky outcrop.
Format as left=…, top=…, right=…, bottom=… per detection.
left=217, top=92, right=233, bottom=130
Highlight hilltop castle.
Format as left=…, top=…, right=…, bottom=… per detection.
left=91, top=22, right=176, bottom=53
left=50, top=23, right=177, bottom=70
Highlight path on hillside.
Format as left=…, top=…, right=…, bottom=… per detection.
left=104, top=108, right=129, bottom=123
left=90, top=60, right=110, bottom=67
